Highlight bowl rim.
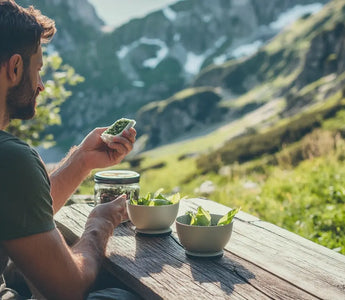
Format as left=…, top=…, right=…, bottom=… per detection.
left=175, top=213, right=234, bottom=228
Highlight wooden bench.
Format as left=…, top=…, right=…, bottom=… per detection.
left=55, top=198, right=345, bottom=299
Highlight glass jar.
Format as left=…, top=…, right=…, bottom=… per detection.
left=94, top=170, right=140, bottom=205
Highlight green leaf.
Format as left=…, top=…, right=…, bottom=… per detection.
left=167, top=192, right=181, bottom=204
left=217, top=208, right=240, bottom=226
left=154, top=188, right=164, bottom=198
left=154, top=193, right=167, bottom=200
left=148, top=199, right=172, bottom=206
left=129, top=198, right=138, bottom=205
left=189, top=206, right=211, bottom=226
left=134, top=189, right=186, bottom=206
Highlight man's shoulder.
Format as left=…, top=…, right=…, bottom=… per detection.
left=0, top=131, right=36, bottom=163
left=0, top=130, right=29, bottom=150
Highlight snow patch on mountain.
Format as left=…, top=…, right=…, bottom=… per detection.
left=270, top=3, right=323, bottom=30
left=163, top=6, right=177, bottom=21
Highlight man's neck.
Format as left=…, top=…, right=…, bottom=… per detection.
left=0, top=68, right=9, bottom=130
left=0, top=105, right=9, bottom=131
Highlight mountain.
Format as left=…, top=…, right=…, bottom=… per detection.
left=193, top=0, right=345, bottom=172
left=196, top=0, right=345, bottom=115
left=135, top=0, right=338, bottom=150
left=15, top=0, right=329, bottom=161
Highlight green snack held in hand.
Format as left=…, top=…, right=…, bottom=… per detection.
left=104, top=118, right=136, bottom=136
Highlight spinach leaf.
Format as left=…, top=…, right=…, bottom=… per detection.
left=186, top=206, right=240, bottom=226
left=188, top=206, right=211, bottom=226
left=217, top=208, right=240, bottom=226
left=130, top=189, right=185, bottom=206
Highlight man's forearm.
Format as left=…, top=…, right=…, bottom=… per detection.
left=2, top=226, right=114, bottom=300
left=49, top=146, right=91, bottom=213
left=70, top=217, right=114, bottom=296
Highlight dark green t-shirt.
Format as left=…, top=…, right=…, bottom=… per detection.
left=0, top=131, right=56, bottom=278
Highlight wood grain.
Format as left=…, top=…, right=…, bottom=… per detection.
left=55, top=199, right=345, bottom=299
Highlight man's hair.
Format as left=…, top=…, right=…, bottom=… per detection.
left=0, top=0, right=56, bottom=67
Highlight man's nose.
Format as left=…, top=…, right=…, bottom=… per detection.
left=38, top=75, right=45, bottom=92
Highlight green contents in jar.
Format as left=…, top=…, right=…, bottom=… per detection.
left=97, top=187, right=140, bottom=204
left=94, top=170, right=140, bottom=205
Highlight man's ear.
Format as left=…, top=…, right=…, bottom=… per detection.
left=7, top=54, right=24, bottom=85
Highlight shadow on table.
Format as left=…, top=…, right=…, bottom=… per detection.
left=127, top=234, right=254, bottom=297
left=108, top=227, right=184, bottom=276
left=187, top=254, right=255, bottom=296
left=108, top=223, right=255, bottom=297
left=133, top=233, right=184, bottom=273
left=106, top=232, right=182, bottom=299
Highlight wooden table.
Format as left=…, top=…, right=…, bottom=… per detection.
left=55, top=198, right=345, bottom=299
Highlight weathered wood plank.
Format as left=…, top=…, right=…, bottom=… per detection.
left=54, top=199, right=344, bottom=299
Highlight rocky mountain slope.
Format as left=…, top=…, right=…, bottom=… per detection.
left=194, top=1, right=345, bottom=96
left=192, top=0, right=345, bottom=170
left=16, top=0, right=333, bottom=160
left=135, top=0, right=345, bottom=151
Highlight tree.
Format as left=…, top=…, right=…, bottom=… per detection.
left=6, top=50, right=84, bottom=147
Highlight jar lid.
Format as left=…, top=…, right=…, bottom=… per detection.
left=94, top=170, right=140, bottom=184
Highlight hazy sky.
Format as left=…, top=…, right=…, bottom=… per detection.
left=88, top=0, right=178, bottom=27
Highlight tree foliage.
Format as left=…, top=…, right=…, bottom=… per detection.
left=6, top=50, right=84, bottom=147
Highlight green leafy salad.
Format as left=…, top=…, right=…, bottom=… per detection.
left=129, top=189, right=185, bottom=206
left=186, top=206, right=240, bottom=226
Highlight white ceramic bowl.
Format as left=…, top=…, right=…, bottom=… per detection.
left=175, top=214, right=233, bottom=256
left=126, top=200, right=179, bottom=231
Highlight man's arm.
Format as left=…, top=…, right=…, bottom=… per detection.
left=1, top=195, right=127, bottom=300
left=49, top=127, right=136, bottom=213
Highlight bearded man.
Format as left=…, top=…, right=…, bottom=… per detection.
left=0, top=1, right=139, bottom=299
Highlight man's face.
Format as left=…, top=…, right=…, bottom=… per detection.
left=6, top=45, right=44, bottom=120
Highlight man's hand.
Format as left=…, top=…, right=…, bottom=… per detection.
left=78, top=127, right=136, bottom=171
left=86, top=194, right=129, bottom=236
left=49, top=127, right=136, bottom=214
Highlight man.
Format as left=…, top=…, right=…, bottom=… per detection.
left=0, top=1, right=139, bottom=299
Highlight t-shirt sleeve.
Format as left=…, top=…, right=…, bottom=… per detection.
left=0, top=140, right=55, bottom=240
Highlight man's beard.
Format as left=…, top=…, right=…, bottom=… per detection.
left=6, top=69, right=39, bottom=120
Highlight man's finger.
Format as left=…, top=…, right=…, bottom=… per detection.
left=108, top=139, right=133, bottom=153
left=107, top=143, right=127, bottom=156
left=121, top=128, right=136, bottom=143
left=115, top=194, right=127, bottom=201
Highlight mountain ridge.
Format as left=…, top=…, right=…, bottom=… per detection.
left=16, top=0, right=330, bottom=161
left=135, top=0, right=345, bottom=151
